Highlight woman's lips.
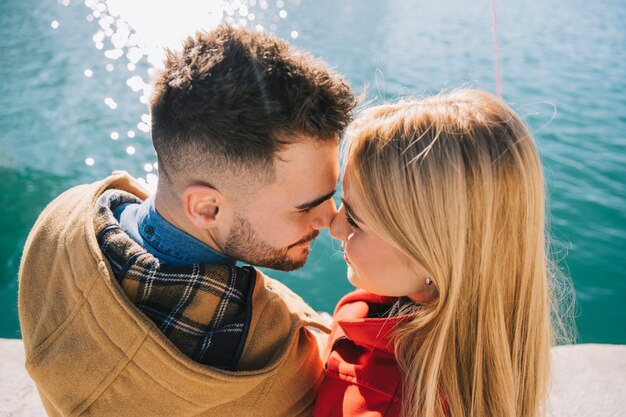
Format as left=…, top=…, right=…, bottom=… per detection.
left=344, top=253, right=351, bottom=265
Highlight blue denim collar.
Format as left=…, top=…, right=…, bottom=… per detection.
left=114, top=195, right=235, bottom=267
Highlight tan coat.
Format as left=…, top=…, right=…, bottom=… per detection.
left=18, top=172, right=330, bottom=417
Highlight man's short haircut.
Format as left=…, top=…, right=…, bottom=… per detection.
left=150, top=25, right=356, bottom=188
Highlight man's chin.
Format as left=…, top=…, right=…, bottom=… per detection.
left=252, top=250, right=309, bottom=272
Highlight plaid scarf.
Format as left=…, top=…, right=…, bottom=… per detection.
left=94, top=190, right=255, bottom=370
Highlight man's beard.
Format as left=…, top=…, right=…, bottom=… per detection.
left=223, top=214, right=319, bottom=271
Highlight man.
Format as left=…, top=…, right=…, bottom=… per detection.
left=18, top=25, right=356, bottom=416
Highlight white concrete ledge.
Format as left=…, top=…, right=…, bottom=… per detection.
left=1, top=339, right=624, bottom=416
left=548, top=343, right=626, bottom=417
left=0, top=339, right=46, bottom=417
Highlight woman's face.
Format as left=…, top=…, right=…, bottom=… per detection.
left=330, top=176, right=434, bottom=303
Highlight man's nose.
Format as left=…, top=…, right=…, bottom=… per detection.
left=329, top=204, right=349, bottom=241
left=311, top=198, right=337, bottom=229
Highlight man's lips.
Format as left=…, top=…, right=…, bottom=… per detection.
left=288, top=231, right=320, bottom=249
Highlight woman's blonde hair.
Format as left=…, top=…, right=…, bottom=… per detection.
left=345, top=89, right=567, bottom=417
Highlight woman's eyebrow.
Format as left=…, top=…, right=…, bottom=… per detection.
left=341, top=198, right=363, bottom=223
left=295, top=189, right=336, bottom=211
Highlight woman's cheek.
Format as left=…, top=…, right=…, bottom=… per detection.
left=344, top=235, right=356, bottom=265
left=345, top=235, right=367, bottom=274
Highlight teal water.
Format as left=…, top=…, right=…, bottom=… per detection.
left=1, top=0, right=624, bottom=343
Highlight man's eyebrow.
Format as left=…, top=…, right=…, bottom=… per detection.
left=341, top=198, right=363, bottom=223
left=296, top=189, right=336, bottom=211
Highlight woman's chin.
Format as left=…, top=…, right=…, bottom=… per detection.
left=346, top=267, right=360, bottom=289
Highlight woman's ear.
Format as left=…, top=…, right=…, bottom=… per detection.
left=182, top=185, right=226, bottom=230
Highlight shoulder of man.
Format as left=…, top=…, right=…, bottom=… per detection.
left=231, top=269, right=330, bottom=416
left=237, top=269, right=330, bottom=370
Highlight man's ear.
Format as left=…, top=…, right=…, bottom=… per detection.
left=182, top=185, right=226, bottom=229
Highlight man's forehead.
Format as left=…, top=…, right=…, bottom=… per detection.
left=262, top=168, right=339, bottom=203
left=273, top=140, right=338, bottom=177
left=258, top=140, right=339, bottom=205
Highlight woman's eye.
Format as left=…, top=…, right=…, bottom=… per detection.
left=345, top=212, right=359, bottom=229
left=299, top=207, right=313, bottom=215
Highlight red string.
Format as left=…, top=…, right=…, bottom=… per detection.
left=491, top=0, right=502, bottom=97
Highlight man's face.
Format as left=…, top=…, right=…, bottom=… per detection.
left=222, top=138, right=339, bottom=271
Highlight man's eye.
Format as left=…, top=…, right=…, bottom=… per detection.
left=345, top=212, right=359, bottom=229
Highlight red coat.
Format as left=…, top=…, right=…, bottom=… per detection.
left=312, top=290, right=406, bottom=417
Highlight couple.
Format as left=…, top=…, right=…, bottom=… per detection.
left=19, top=26, right=554, bottom=417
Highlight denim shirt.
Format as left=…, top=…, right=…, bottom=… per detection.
left=113, top=196, right=234, bottom=267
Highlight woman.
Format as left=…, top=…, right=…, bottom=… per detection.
left=313, top=89, right=568, bottom=417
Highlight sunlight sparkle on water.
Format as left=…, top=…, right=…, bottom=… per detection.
left=78, top=0, right=299, bottom=180
left=51, top=20, right=60, bottom=29
left=104, top=49, right=123, bottom=60
left=126, top=75, right=150, bottom=95
left=126, top=47, right=144, bottom=64
left=85, top=157, right=95, bottom=166
left=93, top=30, right=105, bottom=43
left=101, top=0, right=225, bottom=66
left=104, top=97, right=117, bottom=109
left=137, top=173, right=158, bottom=195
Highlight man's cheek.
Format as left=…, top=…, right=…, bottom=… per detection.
left=265, top=222, right=301, bottom=247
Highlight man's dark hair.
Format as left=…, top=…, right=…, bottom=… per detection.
left=150, top=25, right=356, bottom=186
